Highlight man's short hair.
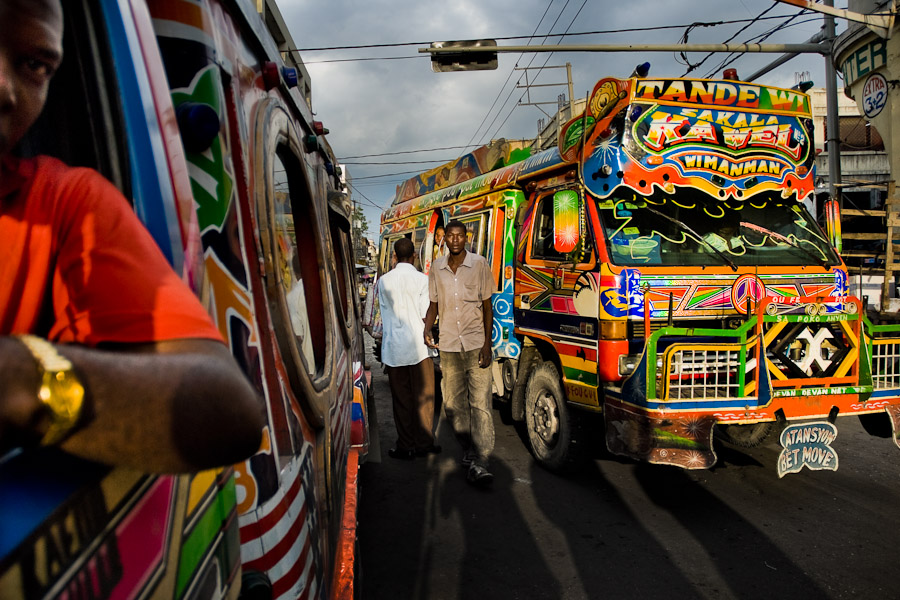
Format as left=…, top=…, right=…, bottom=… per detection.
left=445, top=220, right=466, bottom=235
left=394, top=237, right=415, bottom=261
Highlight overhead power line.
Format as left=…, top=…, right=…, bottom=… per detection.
left=486, top=0, right=589, bottom=144
left=292, top=15, right=812, bottom=53
left=345, top=182, right=388, bottom=211
left=701, top=12, right=817, bottom=78
left=339, top=145, right=472, bottom=160
left=459, top=0, right=558, bottom=156
left=471, top=0, right=581, bottom=150
left=478, top=0, right=576, bottom=145
left=680, top=4, right=780, bottom=76
left=342, top=158, right=457, bottom=165
left=304, top=56, right=419, bottom=64
left=301, top=14, right=828, bottom=65
left=351, top=169, right=428, bottom=181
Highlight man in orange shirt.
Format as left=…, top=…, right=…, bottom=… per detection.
left=0, top=0, right=263, bottom=472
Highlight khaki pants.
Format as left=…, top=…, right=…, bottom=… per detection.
left=440, top=349, right=494, bottom=467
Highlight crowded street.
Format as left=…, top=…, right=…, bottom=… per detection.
left=4, top=1, right=900, bottom=598
left=359, top=334, right=900, bottom=600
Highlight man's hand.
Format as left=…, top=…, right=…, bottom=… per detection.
left=423, top=302, right=439, bottom=350
left=424, top=332, right=438, bottom=350
left=478, top=343, right=491, bottom=368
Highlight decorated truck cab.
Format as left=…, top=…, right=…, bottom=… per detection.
left=380, top=73, right=900, bottom=477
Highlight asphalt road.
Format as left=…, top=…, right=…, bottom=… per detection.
left=358, top=335, right=900, bottom=600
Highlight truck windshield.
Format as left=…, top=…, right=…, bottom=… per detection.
left=597, top=191, right=839, bottom=268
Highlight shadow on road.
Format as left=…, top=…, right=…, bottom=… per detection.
left=359, top=366, right=559, bottom=599
left=633, top=462, right=829, bottom=598
left=529, top=457, right=700, bottom=598
left=359, top=342, right=852, bottom=599
left=436, top=458, right=561, bottom=600
left=525, top=425, right=830, bottom=599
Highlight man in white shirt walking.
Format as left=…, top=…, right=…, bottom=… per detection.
left=377, top=238, right=440, bottom=460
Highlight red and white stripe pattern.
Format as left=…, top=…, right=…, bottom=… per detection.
left=239, top=444, right=323, bottom=599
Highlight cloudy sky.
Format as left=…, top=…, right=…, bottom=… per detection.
left=277, top=0, right=846, bottom=236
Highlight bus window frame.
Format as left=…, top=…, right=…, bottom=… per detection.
left=525, top=189, right=596, bottom=270
left=380, top=234, right=407, bottom=274
left=328, top=210, right=356, bottom=331
left=254, top=99, right=332, bottom=428
left=455, top=211, right=490, bottom=257
left=19, top=0, right=129, bottom=193
left=411, top=227, right=428, bottom=271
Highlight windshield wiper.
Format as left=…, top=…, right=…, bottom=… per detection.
left=738, top=221, right=830, bottom=268
left=641, top=205, right=738, bottom=271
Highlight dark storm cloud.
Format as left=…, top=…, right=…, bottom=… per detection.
left=278, top=0, right=839, bottom=229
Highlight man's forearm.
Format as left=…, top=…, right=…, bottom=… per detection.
left=482, top=299, right=493, bottom=349
left=1, top=337, right=264, bottom=472
left=424, top=302, right=438, bottom=334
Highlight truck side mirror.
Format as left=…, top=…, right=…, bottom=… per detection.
left=824, top=196, right=842, bottom=253
left=552, top=189, right=580, bottom=253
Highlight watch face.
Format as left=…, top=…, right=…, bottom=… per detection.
left=40, top=370, right=85, bottom=445
left=16, top=336, right=85, bottom=445
left=49, top=371, right=85, bottom=421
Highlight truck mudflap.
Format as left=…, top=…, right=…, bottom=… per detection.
left=604, top=400, right=718, bottom=468
left=888, top=405, right=900, bottom=449
left=604, top=295, right=900, bottom=471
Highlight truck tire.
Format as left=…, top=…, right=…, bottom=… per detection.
left=715, top=422, right=774, bottom=448
left=524, top=361, right=582, bottom=472
left=510, top=347, right=540, bottom=422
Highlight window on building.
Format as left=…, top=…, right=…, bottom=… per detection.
left=825, top=116, right=884, bottom=151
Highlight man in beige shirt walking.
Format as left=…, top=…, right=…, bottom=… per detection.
left=424, top=220, right=495, bottom=486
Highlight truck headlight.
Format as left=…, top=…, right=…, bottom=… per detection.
left=618, top=354, right=641, bottom=377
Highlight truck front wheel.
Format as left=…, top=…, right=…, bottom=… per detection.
left=715, top=422, right=774, bottom=448
left=525, top=361, right=582, bottom=472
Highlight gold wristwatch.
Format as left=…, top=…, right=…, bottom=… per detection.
left=16, top=334, right=85, bottom=446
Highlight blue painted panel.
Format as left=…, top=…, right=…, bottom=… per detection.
left=99, top=0, right=183, bottom=272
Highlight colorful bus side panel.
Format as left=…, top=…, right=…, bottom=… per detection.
left=0, top=0, right=368, bottom=598
left=1, top=1, right=242, bottom=598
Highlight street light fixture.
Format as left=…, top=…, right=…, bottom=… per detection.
left=429, top=40, right=498, bottom=73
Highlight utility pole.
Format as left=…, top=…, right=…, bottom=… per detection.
left=824, top=0, right=843, bottom=209
left=515, top=63, right=575, bottom=144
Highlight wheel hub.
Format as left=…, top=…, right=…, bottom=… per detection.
left=533, top=392, right=559, bottom=444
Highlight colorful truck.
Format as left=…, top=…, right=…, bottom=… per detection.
left=379, top=73, right=900, bottom=477
left=0, top=0, right=370, bottom=598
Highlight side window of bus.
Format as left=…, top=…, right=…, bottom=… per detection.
left=412, top=228, right=427, bottom=271
left=379, top=238, right=391, bottom=273
left=531, top=195, right=566, bottom=261
left=381, top=235, right=402, bottom=272
left=329, top=213, right=353, bottom=325
left=458, top=212, right=488, bottom=257
left=18, top=1, right=129, bottom=193
left=271, top=148, right=327, bottom=376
